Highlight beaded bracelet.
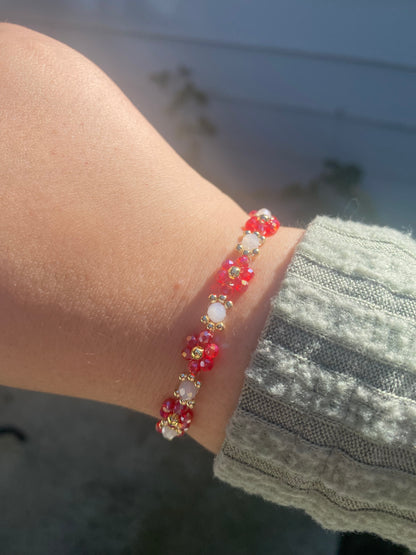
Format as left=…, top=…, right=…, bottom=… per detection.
left=156, top=208, right=280, bottom=440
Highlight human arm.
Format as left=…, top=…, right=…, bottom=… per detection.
left=0, top=22, right=303, bottom=453
left=3, top=23, right=415, bottom=550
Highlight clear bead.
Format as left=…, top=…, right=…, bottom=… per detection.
left=178, top=380, right=198, bottom=401
left=242, top=233, right=261, bottom=250
left=162, top=425, right=179, bottom=440
left=256, top=208, right=271, bottom=218
left=207, top=302, right=227, bottom=323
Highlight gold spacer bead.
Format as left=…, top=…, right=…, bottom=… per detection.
left=191, top=346, right=204, bottom=360
left=216, top=322, right=225, bottom=331
left=195, top=380, right=201, bottom=389
left=188, top=374, right=195, bottom=382
left=179, top=373, right=187, bottom=381
left=208, top=293, right=217, bottom=302
left=252, top=248, right=260, bottom=256
left=173, top=390, right=180, bottom=398
left=225, top=300, right=233, bottom=309
left=236, top=244, right=243, bottom=251
left=228, top=266, right=241, bottom=279
left=201, top=315, right=208, bottom=324
left=243, top=250, right=250, bottom=256
left=259, top=214, right=270, bottom=222
left=207, top=322, right=215, bottom=331
left=218, top=294, right=227, bottom=303
left=167, top=413, right=179, bottom=427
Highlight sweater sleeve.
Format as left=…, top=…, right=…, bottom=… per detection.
left=213, top=215, right=416, bottom=550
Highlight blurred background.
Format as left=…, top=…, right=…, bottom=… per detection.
left=0, top=1, right=415, bottom=554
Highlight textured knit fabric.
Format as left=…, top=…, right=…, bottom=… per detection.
left=213, top=215, right=416, bottom=550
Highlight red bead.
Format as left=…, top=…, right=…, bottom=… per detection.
left=240, top=267, right=255, bottom=281
left=244, top=216, right=263, bottom=234
left=215, top=256, right=254, bottom=295
left=178, top=407, right=193, bottom=431
left=234, top=271, right=253, bottom=291
left=263, top=216, right=280, bottom=237
left=233, top=280, right=244, bottom=292
left=188, top=360, right=200, bottom=375
left=156, top=420, right=163, bottom=433
left=172, top=399, right=184, bottom=413
left=216, top=269, right=229, bottom=286
left=181, top=335, right=198, bottom=359
left=160, top=397, right=177, bottom=418
left=198, top=330, right=214, bottom=345
left=222, top=259, right=235, bottom=270
left=237, top=256, right=250, bottom=267
left=244, top=214, right=280, bottom=237
left=199, top=358, right=213, bottom=371
left=186, top=335, right=198, bottom=347
left=204, top=343, right=219, bottom=360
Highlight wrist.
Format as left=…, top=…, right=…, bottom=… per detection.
left=117, top=198, right=304, bottom=453
left=185, top=224, right=305, bottom=453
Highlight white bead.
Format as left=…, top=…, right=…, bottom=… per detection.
left=178, top=380, right=198, bottom=401
left=162, top=425, right=179, bottom=440
left=207, top=302, right=227, bottom=323
left=256, top=208, right=271, bottom=218
left=242, top=233, right=261, bottom=250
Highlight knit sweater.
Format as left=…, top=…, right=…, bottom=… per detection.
left=213, top=215, right=416, bottom=550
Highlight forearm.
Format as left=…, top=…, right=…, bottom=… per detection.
left=0, top=23, right=304, bottom=453
left=0, top=159, right=303, bottom=454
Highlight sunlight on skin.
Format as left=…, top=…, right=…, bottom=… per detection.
left=0, top=23, right=304, bottom=453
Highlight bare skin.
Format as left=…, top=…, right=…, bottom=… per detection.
left=0, top=23, right=304, bottom=453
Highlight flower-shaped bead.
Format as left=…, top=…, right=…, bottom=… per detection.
left=244, top=208, right=280, bottom=237
left=156, top=397, right=193, bottom=439
left=216, top=256, right=254, bottom=296
left=181, top=331, right=219, bottom=374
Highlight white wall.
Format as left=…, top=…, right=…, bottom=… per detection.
left=2, top=0, right=415, bottom=227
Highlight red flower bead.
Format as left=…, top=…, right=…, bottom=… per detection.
left=158, top=399, right=194, bottom=434
left=182, top=331, right=219, bottom=373
left=216, top=257, right=254, bottom=294
left=243, top=213, right=280, bottom=237
left=167, top=400, right=193, bottom=431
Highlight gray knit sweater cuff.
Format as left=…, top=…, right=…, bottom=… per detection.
left=213, top=215, right=416, bottom=550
